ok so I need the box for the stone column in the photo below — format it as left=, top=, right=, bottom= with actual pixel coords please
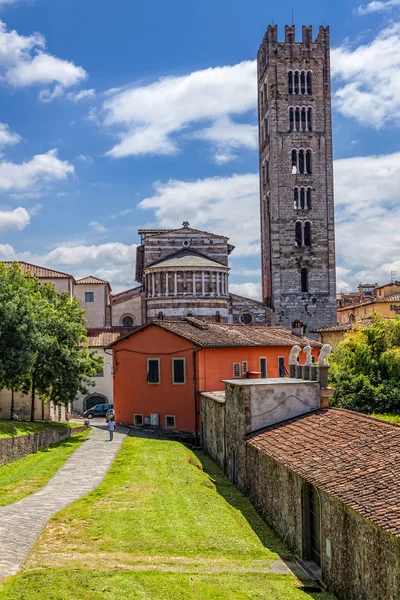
left=216, top=272, right=220, bottom=296
left=202, top=271, right=205, bottom=296
left=166, top=272, right=169, bottom=296
left=151, top=273, right=155, bottom=297
left=174, top=272, right=178, bottom=296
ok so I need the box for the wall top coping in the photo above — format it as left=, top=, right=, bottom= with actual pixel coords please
left=222, top=378, right=319, bottom=387
left=200, top=391, right=226, bottom=404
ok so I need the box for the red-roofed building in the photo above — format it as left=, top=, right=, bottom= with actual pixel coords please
left=107, top=318, right=320, bottom=436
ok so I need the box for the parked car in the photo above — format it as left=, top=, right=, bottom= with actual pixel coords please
left=105, top=408, right=115, bottom=422
left=83, top=403, right=113, bottom=419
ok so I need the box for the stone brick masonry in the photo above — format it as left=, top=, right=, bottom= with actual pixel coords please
left=258, top=25, right=337, bottom=337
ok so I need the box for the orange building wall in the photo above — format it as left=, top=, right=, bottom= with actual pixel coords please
left=113, top=326, right=196, bottom=432
left=112, top=324, right=320, bottom=433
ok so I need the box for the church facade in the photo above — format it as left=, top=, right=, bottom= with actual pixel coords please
left=114, top=222, right=271, bottom=327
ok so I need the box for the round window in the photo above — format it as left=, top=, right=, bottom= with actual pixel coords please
left=182, top=240, right=190, bottom=247
left=122, top=315, right=134, bottom=327
left=186, top=311, right=194, bottom=317
left=240, top=313, right=253, bottom=325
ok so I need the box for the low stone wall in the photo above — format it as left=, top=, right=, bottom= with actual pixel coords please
left=0, top=425, right=87, bottom=467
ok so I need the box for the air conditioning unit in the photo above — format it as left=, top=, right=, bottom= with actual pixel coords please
left=144, top=416, right=151, bottom=425
left=150, top=413, right=159, bottom=427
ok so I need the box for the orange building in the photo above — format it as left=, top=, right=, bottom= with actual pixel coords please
left=108, top=318, right=321, bottom=440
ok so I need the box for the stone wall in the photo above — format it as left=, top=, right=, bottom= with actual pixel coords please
left=0, top=389, right=69, bottom=422
left=0, top=425, right=87, bottom=466
left=229, top=294, right=272, bottom=325
left=238, top=445, right=400, bottom=600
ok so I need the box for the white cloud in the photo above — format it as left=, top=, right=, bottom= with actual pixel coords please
left=139, top=173, right=260, bottom=256
left=195, top=116, right=258, bottom=164
left=0, top=21, right=87, bottom=100
left=331, top=25, right=400, bottom=127
left=0, top=149, right=74, bottom=192
left=102, top=61, right=257, bottom=158
left=357, top=0, right=400, bottom=14
left=0, top=122, right=21, bottom=148
left=0, top=207, right=30, bottom=232
left=67, top=88, right=95, bottom=102
left=45, top=242, right=137, bottom=267
left=229, top=282, right=261, bottom=300
left=89, top=220, right=107, bottom=233
left=76, top=153, right=94, bottom=164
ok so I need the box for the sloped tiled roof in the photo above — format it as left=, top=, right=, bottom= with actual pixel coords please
left=76, top=276, right=111, bottom=288
left=111, top=286, right=143, bottom=304
left=376, top=293, right=400, bottom=303
left=1, top=261, right=73, bottom=280
left=109, top=318, right=321, bottom=348
left=139, top=225, right=228, bottom=241
left=146, top=248, right=228, bottom=271
left=248, top=408, right=400, bottom=537
left=86, top=327, right=138, bottom=347
left=314, top=318, right=373, bottom=333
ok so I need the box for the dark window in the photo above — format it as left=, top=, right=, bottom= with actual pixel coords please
left=304, top=222, right=311, bottom=247
left=289, top=107, right=294, bottom=130
left=294, top=187, right=299, bottom=209
left=307, top=187, right=312, bottom=209
left=299, top=149, right=305, bottom=174
left=292, top=149, right=298, bottom=174
left=240, top=313, right=254, bottom=325
left=300, top=71, right=306, bottom=94
left=308, top=107, right=312, bottom=131
left=301, top=268, right=309, bottom=293
left=172, top=358, right=185, bottom=384
left=157, top=311, right=164, bottom=320
left=306, top=149, right=312, bottom=174
left=242, top=361, right=248, bottom=375
left=122, top=315, right=134, bottom=327
left=278, top=357, right=286, bottom=377
left=147, top=359, right=160, bottom=383
left=85, top=292, right=94, bottom=303
left=166, top=415, right=175, bottom=428
left=134, top=414, right=143, bottom=426
left=295, top=222, right=302, bottom=246
left=215, top=311, right=221, bottom=323
left=307, top=71, right=312, bottom=94
left=288, top=71, right=293, bottom=94
left=294, top=71, right=300, bottom=94
left=233, top=363, right=241, bottom=378
left=260, top=358, right=267, bottom=378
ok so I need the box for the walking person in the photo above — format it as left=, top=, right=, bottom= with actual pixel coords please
left=108, top=417, right=116, bottom=441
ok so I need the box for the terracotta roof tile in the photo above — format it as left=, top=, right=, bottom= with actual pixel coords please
left=314, top=318, right=373, bottom=333
left=1, top=261, right=73, bottom=279
left=76, top=276, right=110, bottom=286
left=86, top=327, right=139, bottom=347
left=248, top=409, right=400, bottom=537
left=110, top=318, right=321, bottom=348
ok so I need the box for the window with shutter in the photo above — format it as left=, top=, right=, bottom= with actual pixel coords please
left=172, top=358, right=185, bottom=384
left=147, top=359, right=160, bottom=383
left=233, top=363, right=241, bottom=378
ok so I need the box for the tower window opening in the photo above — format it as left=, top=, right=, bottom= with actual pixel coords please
left=295, top=221, right=312, bottom=246
left=301, top=268, right=309, bottom=293
left=307, top=71, right=312, bottom=95
left=292, top=149, right=312, bottom=175
left=294, top=187, right=312, bottom=210
left=301, top=71, right=306, bottom=94
left=294, top=71, right=300, bottom=94
left=288, top=71, right=293, bottom=94
left=295, top=221, right=303, bottom=246
left=304, top=221, right=312, bottom=247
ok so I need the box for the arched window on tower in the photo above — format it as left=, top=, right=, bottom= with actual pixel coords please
left=292, top=149, right=298, bottom=174
left=301, top=268, right=309, bottom=293
left=288, top=71, right=293, bottom=94
left=289, top=107, right=294, bottom=131
left=300, top=71, right=306, bottom=95
left=307, top=107, right=312, bottom=131
left=304, top=221, right=312, bottom=247
left=294, top=187, right=312, bottom=210
left=306, top=187, right=312, bottom=209
left=294, top=71, right=300, bottom=94
left=295, top=221, right=302, bottom=246
left=306, top=149, right=312, bottom=174
left=307, top=71, right=312, bottom=95
left=292, top=149, right=312, bottom=175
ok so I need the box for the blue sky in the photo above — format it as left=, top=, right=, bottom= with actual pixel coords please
left=1, top=0, right=400, bottom=295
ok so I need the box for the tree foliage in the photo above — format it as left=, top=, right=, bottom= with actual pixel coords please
left=330, top=316, right=400, bottom=414
left=0, top=263, right=103, bottom=418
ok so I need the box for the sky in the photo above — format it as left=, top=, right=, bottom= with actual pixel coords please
left=0, top=0, right=399, bottom=296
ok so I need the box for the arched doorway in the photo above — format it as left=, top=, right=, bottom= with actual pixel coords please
left=84, top=394, right=108, bottom=412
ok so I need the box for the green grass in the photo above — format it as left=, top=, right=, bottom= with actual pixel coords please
left=0, top=570, right=333, bottom=600
left=0, top=419, right=82, bottom=438
left=372, top=413, right=400, bottom=424
left=0, top=429, right=90, bottom=506
left=0, top=436, right=336, bottom=599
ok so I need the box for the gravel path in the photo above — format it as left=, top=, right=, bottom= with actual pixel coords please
left=0, top=423, right=127, bottom=578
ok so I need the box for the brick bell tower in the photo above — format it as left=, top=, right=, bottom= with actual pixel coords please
left=258, top=25, right=337, bottom=337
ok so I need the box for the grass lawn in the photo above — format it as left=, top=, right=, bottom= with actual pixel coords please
left=0, top=429, right=90, bottom=507
left=372, top=413, right=400, bottom=424
left=0, top=419, right=82, bottom=438
left=0, top=436, right=335, bottom=599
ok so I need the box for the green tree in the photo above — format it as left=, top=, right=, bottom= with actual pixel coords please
left=0, top=263, right=40, bottom=418
left=23, top=283, right=103, bottom=420
left=330, top=316, right=400, bottom=414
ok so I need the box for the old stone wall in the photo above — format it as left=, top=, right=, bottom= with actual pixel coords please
left=200, top=393, right=226, bottom=468
left=0, top=425, right=87, bottom=466
left=229, top=294, right=272, bottom=325
left=0, top=389, right=69, bottom=422
left=258, top=25, right=336, bottom=335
